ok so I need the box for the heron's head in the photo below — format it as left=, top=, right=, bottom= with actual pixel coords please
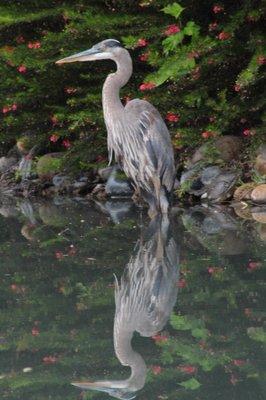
left=56, top=39, right=126, bottom=65
left=71, top=380, right=137, bottom=400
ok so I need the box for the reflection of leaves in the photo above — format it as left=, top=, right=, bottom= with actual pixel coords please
left=162, top=3, right=185, bottom=19
left=247, top=327, right=266, bottom=343
left=170, top=314, right=209, bottom=339
left=191, top=327, right=209, bottom=340
left=179, top=377, right=201, bottom=390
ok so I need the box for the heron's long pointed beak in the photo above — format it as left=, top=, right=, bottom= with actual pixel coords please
left=56, top=48, right=98, bottom=64
left=56, top=48, right=111, bottom=64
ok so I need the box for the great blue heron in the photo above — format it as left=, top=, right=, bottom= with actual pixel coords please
left=72, top=217, right=180, bottom=399
left=56, top=39, right=176, bottom=218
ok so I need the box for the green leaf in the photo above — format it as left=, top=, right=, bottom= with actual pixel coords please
left=183, top=21, right=200, bottom=37
left=179, top=378, right=201, bottom=390
left=162, top=3, right=185, bottom=19
left=163, top=32, right=184, bottom=52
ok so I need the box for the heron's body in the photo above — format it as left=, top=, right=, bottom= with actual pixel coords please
left=56, top=39, right=175, bottom=217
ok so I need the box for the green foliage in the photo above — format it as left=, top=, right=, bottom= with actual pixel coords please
left=0, top=0, right=264, bottom=170
left=162, top=3, right=185, bottom=19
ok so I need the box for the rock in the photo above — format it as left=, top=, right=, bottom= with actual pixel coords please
left=255, top=144, right=266, bottom=177
left=233, top=183, right=257, bottom=201
left=90, top=183, right=107, bottom=200
left=256, top=224, right=266, bottom=241
left=251, top=206, right=266, bottom=223
left=190, top=135, right=242, bottom=165
left=36, top=153, right=63, bottom=179
left=201, top=166, right=221, bottom=185
left=204, top=171, right=238, bottom=202
left=0, top=156, right=17, bottom=173
left=251, top=184, right=266, bottom=204
left=232, top=202, right=253, bottom=220
left=52, top=175, right=70, bottom=187
left=72, top=180, right=87, bottom=190
left=105, top=168, right=133, bottom=197
left=98, top=166, right=114, bottom=181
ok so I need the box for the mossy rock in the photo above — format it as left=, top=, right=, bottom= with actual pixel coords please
left=233, top=183, right=257, bottom=201
left=36, top=153, right=64, bottom=179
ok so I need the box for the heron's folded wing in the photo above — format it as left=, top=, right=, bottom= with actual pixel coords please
left=126, top=100, right=175, bottom=193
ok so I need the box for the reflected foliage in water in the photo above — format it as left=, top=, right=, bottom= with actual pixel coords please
left=0, top=198, right=265, bottom=400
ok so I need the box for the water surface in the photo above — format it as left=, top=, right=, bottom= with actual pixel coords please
left=0, top=198, right=265, bottom=400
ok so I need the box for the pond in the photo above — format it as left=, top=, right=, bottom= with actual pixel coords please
left=0, top=197, right=265, bottom=400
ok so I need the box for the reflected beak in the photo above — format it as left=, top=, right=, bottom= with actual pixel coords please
left=71, top=381, right=137, bottom=399
left=56, top=47, right=111, bottom=64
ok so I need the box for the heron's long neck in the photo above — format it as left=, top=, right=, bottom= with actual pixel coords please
left=102, top=52, right=133, bottom=119
left=114, top=325, right=147, bottom=389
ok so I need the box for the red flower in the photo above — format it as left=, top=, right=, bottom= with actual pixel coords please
left=28, top=41, right=41, bottom=49
left=208, top=267, right=215, bottom=274
left=257, top=55, right=266, bottom=65
left=209, top=22, right=218, bottom=31
left=50, top=134, right=59, bottom=143
left=179, top=365, right=197, bottom=374
left=243, top=129, right=255, bottom=137
left=152, top=334, right=168, bottom=343
left=213, top=5, right=224, bottom=13
left=62, top=139, right=71, bottom=149
left=43, top=355, right=58, bottom=364
left=51, top=115, right=58, bottom=125
left=151, top=365, right=162, bottom=375
left=2, top=106, right=11, bottom=114
left=55, top=251, right=64, bottom=260
left=166, top=112, right=180, bottom=122
left=139, top=82, right=156, bottom=91
left=177, top=278, right=187, bottom=288
left=248, top=261, right=262, bottom=271
left=11, top=104, right=17, bottom=111
left=232, top=359, right=246, bottom=367
left=17, top=65, right=27, bottom=73
left=64, top=87, right=77, bottom=94
left=218, top=31, right=231, bottom=40
left=16, top=35, right=25, bottom=44
left=31, top=326, right=40, bottom=336
left=137, top=38, right=148, bottom=47
left=202, top=131, right=215, bottom=139
left=234, top=84, right=241, bottom=92
left=139, top=52, right=149, bottom=62
left=164, top=24, right=180, bottom=36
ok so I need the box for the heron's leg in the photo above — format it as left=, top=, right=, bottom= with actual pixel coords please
left=140, top=189, right=158, bottom=219
left=159, top=188, right=170, bottom=215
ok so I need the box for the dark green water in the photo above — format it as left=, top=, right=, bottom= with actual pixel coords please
left=0, top=198, right=265, bottom=400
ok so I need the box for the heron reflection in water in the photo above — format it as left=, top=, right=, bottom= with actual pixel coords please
left=56, top=39, right=175, bottom=218
left=72, top=217, right=180, bottom=399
